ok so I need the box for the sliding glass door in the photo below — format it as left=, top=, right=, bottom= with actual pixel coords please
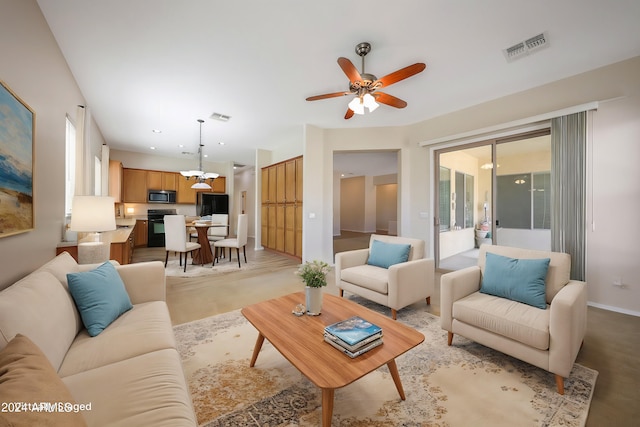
left=436, top=144, right=491, bottom=270
left=494, top=133, right=551, bottom=249
left=434, top=129, right=551, bottom=270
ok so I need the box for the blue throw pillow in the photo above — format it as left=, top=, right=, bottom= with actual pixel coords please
left=67, top=262, right=133, bottom=337
left=480, top=252, right=550, bottom=309
left=367, top=240, right=411, bottom=269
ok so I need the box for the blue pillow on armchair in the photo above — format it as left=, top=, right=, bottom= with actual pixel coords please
left=480, top=252, right=550, bottom=309
left=367, top=240, right=412, bottom=269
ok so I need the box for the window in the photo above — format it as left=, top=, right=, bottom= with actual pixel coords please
left=438, top=166, right=450, bottom=231
left=465, top=174, right=474, bottom=228
left=65, top=116, right=76, bottom=215
left=497, top=172, right=550, bottom=229
left=454, top=171, right=475, bottom=229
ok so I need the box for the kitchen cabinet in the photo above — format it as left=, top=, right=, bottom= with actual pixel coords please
left=108, top=160, right=123, bottom=202
left=111, top=230, right=135, bottom=265
left=147, top=171, right=177, bottom=191
left=134, top=219, right=148, bottom=247
left=176, top=175, right=198, bottom=204
left=261, top=169, right=269, bottom=204
left=122, top=168, right=147, bottom=203
left=123, top=167, right=224, bottom=204
left=163, top=172, right=177, bottom=191
left=261, top=155, right=302, bottom=258
left=56, top=227, right=135, bottom=265
left=147, top=171, right=162, bottom=190
left=211, top=176, right=226, bottom=193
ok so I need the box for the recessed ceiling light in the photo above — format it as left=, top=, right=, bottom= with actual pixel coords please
left=152, top=129, right=162, bottom=133
left=178, top=144, right=184, bottom=148
left=203, top=154, right=208, bottom=158
left=150, top=146, right=156, bottom=150
left=218, top=142, right=225, bottom=146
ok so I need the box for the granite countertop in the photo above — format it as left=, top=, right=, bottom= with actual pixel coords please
left=58, top=226, right=134, bottom=247
left=115, top=218, right=137, bottom=227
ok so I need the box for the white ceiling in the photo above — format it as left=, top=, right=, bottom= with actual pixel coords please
left=36, top=0, right=640, bottom=174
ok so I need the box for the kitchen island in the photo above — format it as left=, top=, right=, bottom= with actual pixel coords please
left=56, top=225, right=135, bottom=265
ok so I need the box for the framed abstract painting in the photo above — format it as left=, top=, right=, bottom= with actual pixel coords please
left=0, top=80, right=35, bottom=237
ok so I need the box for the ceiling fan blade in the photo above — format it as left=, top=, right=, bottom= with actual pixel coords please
left=374, top=92, right=408, bottom=109
left=338, top=57, right=363, bottom=84
left=344, top=108, right=355, bottom=120
left=306, top=91, right=351, bottom=101
left=376, top=63, right=426, bottom=88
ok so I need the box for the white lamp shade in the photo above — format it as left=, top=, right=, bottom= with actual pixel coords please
left=70, top=196, right=116, bottom=232
left=348, top=97, right=365, bottom=115
left=191, top=181, right=212, bottom=189
left=180, top=170, right=204, bottom=178
left=363, top=93, right=379, bottom=112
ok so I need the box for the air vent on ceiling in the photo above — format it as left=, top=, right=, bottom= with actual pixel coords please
left=210, top=112, right=231, bottom=122
left=503, top=31, right=549, bottom=62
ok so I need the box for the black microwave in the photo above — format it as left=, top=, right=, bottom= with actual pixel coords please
left=148, top=190, right=176, bottom=204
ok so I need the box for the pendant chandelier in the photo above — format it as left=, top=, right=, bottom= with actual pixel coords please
left=180, top=119, right=219, bottom=189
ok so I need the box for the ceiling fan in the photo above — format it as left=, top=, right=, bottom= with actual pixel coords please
left=306, top=42, right=426, bottom=119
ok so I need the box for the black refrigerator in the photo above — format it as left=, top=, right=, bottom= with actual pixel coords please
left=196, top=193, right=229, bottom=216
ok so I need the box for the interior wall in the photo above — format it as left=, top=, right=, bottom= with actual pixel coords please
left=303, top=125, right=430, bottom=267
left=234, top=168, right=256, bottom=238
left=339, top=176, right=365, bottom=232
left=587, top=94, right=640, bottom=315
left=332, top=171, right=341, bottom=236
left=376, top=184, right=397, bottom=232
left=0, top=0, right=105, bottom=289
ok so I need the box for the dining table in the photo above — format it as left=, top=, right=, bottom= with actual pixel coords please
left=185, top=221, right=222, bottom=265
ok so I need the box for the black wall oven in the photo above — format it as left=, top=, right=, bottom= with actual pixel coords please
left=147, top=209, right=176, bottom=247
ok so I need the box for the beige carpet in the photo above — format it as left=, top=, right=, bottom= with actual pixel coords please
left=164, top=257, right=257, bottom=278
left=174, top=297, right=597, bottom=427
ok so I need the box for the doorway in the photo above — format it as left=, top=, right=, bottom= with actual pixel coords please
left=435, top=129, right=551, bottom=270
left=333, top=151, right=399, bottom=254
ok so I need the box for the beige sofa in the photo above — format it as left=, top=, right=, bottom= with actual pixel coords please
left=440, top=245, right=588, bottom=394
left=0, top=252, right=197, bottom=426
left=335, top=234, right=435, bottom=319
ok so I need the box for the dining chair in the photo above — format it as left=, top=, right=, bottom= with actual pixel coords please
left=164, top=214, right=201, bottom=272
left=207, top=214, right=229, bottom=243
left=186, top=216, right=201, bottom=242
left=213, top=214, right=248, bottom=268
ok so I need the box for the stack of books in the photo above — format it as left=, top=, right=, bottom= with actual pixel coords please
left=324, top=316, right=383, bottom=358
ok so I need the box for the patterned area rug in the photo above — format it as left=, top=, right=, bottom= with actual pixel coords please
left=174, top=297, right=597, bottom=427
left=164, top=257, right=257, bottom=278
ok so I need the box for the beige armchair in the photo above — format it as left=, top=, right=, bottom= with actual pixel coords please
left=335, top=234, right=435, bottom=320
left=440, top=245, right=588, bottom=394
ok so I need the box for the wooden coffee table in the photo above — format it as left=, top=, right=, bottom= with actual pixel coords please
left=241, top=292, right=425, bottom=427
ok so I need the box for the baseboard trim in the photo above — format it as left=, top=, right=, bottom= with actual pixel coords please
left=588, top=301, right=640, bottom=317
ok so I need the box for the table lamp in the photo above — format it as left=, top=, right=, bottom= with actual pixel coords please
left=70, top=196, right=116, bottom=264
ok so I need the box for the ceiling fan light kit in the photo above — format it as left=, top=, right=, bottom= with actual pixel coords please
left=180, top=119, right=219, bottom=189
left=348, top=93, right=379, bottom=115
left=306, top=42, right=426, bottom=119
